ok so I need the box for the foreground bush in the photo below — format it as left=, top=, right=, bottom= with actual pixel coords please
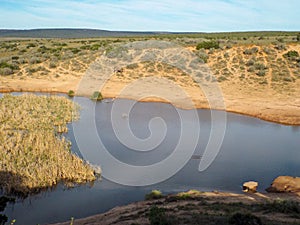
left=148, top=206, right=172, bottom=225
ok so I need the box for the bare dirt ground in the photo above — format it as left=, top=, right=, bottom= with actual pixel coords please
left=1, top=42, right=299, bottom=125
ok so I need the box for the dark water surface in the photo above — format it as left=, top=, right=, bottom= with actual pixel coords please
left=2, top=94, right=300, bottom=225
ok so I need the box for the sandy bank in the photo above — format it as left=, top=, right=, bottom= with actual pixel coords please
left=1, top=81, right=299, bottom=126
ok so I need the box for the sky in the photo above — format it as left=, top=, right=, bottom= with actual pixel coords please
left=0, top=0, right=299, bottom=32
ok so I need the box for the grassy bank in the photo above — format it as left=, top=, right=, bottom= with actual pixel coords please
left=0, top=94, right=96, bottom=196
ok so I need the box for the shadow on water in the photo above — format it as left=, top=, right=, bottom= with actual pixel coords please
left=0, top=171, right=30, bottom=198
left=0, top=195, right=15, bottom=225
left=0, top=172, right=18, bottom=225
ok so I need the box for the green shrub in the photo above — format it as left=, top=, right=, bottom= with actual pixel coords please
left=263, top=47, right=271, bottom=54
left=68, top=90, right=75, bottom=97
left=38, top=45, right=51, bottom=53
left=275, top=44, right=286, bottom=51
left=254, top=63, right=267, bottom=70
left=196, top=41, right=219, bottom=50
left=256, top=70, right=266, bottom=77
left=148, top=206, right=171, bottom=225
left=18, top=58, right=27, bottom=64
left=29, top=57, right=41, bottom=64
left=277, top=38, right=285, bottom=43
left=246, top=59, right=255, bottom=66
left=90, top=44, right=101, bottom=51
left=91, top=91, right=103, bottom=101
left=297, top=33, right=300, bottom=42
left=19, top=49, right=27, bottom=53
left=145, top=190, right=163, bottom=200
left=283, top=77, right=294, bottom=82
left=247, top=66, right=255, bottom=72
left=243, top=47, right=258, bottom=55
left=197, top=51, right=208, bottom=63
left=0, top=68, right=13, bottom=75
left=226, top=44, right=232, bottom=49
left=126, top=63, right=139, bottom=70
left=26, top=43, right=36, bottom=48
left=70, top=48, right=81, bottom=54
left=239, top=74, right=245, bottom=79
left=11, top=56, right=19, bottom=60
left=52, top=42, right=67, bottom=47
left=283, top=50, right=299, bottom=59
left=228, top=212, right=262, bottom=225
left=49, top=61, right=57, bottom=68
left=259, top=80, right=268, bottom=85
left=0, top=62, right=18, bottom=70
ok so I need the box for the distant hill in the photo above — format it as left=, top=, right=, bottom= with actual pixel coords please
left=0, top=28, right=162, bottom=38
left=0, top=29, right=298, bottom=39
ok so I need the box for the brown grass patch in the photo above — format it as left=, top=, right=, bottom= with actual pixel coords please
left=0, top=94, right=96, bottom=196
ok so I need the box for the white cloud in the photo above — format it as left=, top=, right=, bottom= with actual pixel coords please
left=0, top=0, right=299, bottom=31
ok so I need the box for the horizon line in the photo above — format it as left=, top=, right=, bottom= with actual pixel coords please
left=0, top=28, right=299, bottom=33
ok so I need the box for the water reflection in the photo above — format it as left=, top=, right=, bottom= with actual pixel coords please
left=2, top=95, right=300, bottom=225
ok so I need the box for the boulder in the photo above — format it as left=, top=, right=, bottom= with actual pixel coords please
left=266, top=176, right=300, bottom=193
left=243, top=181, right=258, bottom=193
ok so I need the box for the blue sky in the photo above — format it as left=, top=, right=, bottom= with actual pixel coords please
left=0, top=0, right=299, bottom=32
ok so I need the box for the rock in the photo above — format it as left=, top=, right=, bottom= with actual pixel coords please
left=243, top=181, right=258, bottom=193
left=92, top=165, right=102, bottom=178
left=87, top=162, right=102, bottom=178
left=266, top=176, right=300, bottom=193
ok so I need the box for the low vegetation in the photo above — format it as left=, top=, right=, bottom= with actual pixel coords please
left=68, top=90, right=75, bottom=97
left=91, top=91, right=103, bottom=101
left=148, top=206, right=172, bottom=225
left=0, top=38, right=117, bottom=79
left=144, top=191, right=300, bottom=225
left=145, top=190, right=164, bottom=200
left=283, top=50, right=299, bottom=59
left=196, top=40, right=219, bottom=50
left=0, top=94, right=96, bottom=196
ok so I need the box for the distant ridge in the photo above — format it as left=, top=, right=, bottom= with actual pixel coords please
left=0, top=29, right=298, bottom=39
left=0, top=28, right=163, bottom=38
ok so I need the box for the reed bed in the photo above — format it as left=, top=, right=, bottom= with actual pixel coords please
left=0, top=94, right=96, bottom=196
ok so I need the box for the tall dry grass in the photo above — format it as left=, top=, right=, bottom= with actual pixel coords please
left=0, top=94, right=96, bottom=196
